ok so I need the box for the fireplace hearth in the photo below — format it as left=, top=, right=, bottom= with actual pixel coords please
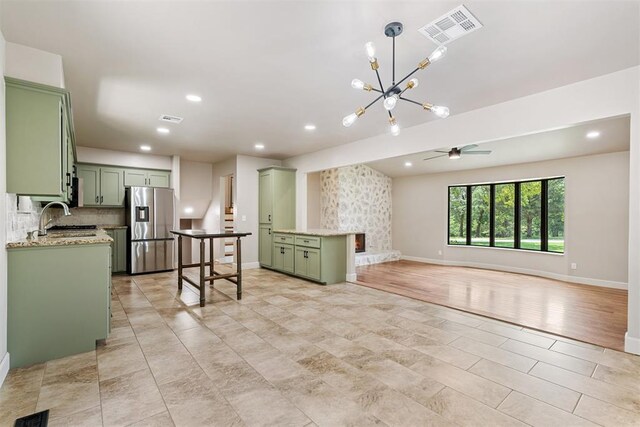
left=355, top=233, right=365, bottom=253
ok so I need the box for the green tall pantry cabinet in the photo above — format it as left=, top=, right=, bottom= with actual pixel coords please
left=258, top=167, right=296, bottom=267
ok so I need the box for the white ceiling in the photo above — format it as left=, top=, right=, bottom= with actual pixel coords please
left=1, top=1, right=638, bottom=162
left=366, top=115, right=631, bottom=177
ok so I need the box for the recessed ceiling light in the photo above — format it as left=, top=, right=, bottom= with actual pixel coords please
left=184, top=207, right=194, bottom=214
left=157, top=127, right=170, bottom=134
left=186, top=94, right=202, bottom=102
left=140, top=145, right=151, bottom=151
left=254, top=143, right=265, bottom=150
left=404, top=161, right=412, bottom=167
left=304, top=124, right=316, bottom=131
left=586, top=130, right=600, bottom=139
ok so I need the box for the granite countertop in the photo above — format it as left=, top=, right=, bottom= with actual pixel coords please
left=6, top=229, right=113, bottom=249
left=273, top=229, right=359, bottom=237
left=99, top=225, right=128, bottom=230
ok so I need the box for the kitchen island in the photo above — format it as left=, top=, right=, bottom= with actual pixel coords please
left=7, top=229, right=112, bottom=368
left=270, top=229, right=357, bottom=285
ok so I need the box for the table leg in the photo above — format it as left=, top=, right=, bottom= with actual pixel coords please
left=236, top=236, right=242, bottom=300
left=178, top=235, right=183, bottom=291
left=199, top=238, right=205, bottom=307
left=209, top=237, right=214, bottom=285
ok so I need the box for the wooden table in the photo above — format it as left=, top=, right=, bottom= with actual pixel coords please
left=171, top=230, right=252, bottom=307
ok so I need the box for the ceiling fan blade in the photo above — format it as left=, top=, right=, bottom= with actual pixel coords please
left=463, top=150, right=492, bottom=155
left=434, top=150, right=449, bottom=153
left=460, top=144, right=478, bottom=151
left=423, top=154, right=448, bottom=161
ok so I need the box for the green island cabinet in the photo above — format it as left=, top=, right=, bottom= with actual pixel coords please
left=8, top=243, right=111, bottom=368
left=105, top=228, right=127, bottom=273
left=258, top=167, right=296, bottom=267
left=124, top=168, right=171, bottom=187
left=273, top=233, right=347, bottom=285
left=5, top=77, right=76, bottom=201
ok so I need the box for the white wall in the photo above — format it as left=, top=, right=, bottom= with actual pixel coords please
left=394, top=151, right=629, bottom=288
left=76, top=146, right=172, bottom=170
left=306, top=172, right=321, bottom=228
left=235, top=155, right=281, bottom=267
left=0, top=27, right=9, bottom=386
left=5, top=42, right=64, bottom=88
left=283, top=66, right=640, bottom=354
left=179, top=159, right=212, bottom=219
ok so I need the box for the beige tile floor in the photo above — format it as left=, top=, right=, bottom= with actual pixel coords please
left=1, top=265, right=640, bottom=426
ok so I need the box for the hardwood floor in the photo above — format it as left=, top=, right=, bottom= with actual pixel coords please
left=356, top=260, right=628, bottom=351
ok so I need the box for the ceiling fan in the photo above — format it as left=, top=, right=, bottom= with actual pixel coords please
left=423, top=144, right=492, bottom=161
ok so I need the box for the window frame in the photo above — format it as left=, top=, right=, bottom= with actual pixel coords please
left=447, top=176, right=565, bottom=254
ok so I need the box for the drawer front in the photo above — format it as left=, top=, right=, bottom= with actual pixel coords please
left=295, top=235, right=321, bottom=248
left=273, top=233, right=294, bottom=245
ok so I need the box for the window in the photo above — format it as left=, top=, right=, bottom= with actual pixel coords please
left=447, top=177, right=564, bottom=253
left=448, top=186, right=467, bottom=245
left=547, top=178, right=565, bottom=253
left=494, top=183, right=515, bottom=248
left=471, top=185, right=490, bottom=246
left=520, top=181, right=542, bottom=250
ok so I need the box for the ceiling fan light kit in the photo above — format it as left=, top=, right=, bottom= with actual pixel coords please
left=343, top=21, right=451, bottom=135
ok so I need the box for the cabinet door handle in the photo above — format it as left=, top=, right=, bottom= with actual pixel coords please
left=268, top=228, right=271, bottom=235
left=268, top=214, right=271, bottom=221
left=66, top=173, right=71, bottom=187
left=100, top=195, right=104, bottom=203
left=95, top=196, right=99, bottom=203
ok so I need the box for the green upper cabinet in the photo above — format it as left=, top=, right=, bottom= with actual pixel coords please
left=258, top=167, right=296, bottom=268
left=124, top=169, right=147, bottom=187
left=77, top=165, right=100, bottom=206
left=101, top=168, right=125, bottom=206
left=259, top=170, right=273, bottom=223
left=6, top=77, right=76, bottom=199
left=124, top=169, right=170, bottom=187
left=148, top=171, right=170, bottom=188
left=77, top=164, right=125, bottom=207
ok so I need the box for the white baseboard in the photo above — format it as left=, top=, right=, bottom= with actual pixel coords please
left=346, top=273, right=357, bottom=282
left=240, top=261, right=260, bottom=270
left=625, top=332, right=640, bottom=355
left=0, top=352, right=9, bottom=389
left=401, top=255, right=628, bottom=290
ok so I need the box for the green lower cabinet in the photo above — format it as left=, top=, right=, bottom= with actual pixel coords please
left=8, top=243, right=111, bottom=368
left=294, top=247, right=321, bottom=281
left=259, top=225, right=273, bottom=267
left=273, top=243, right=294, bottom=273
left=106, top=228, right=127, bottom=273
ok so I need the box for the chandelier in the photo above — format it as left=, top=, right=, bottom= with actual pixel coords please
left=342, top=22, right=450, bottom=136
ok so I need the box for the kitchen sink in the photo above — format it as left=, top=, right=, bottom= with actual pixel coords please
left=48, top=231, right=98, bottom=238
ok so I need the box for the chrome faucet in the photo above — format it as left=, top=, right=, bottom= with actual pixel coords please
left=38, top=202, right=72, bottom=236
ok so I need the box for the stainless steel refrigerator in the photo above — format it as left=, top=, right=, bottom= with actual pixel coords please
left=126, top=187, right=175, bottom=274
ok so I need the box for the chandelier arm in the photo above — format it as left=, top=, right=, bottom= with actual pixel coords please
left=374, top=68, right=386, bottom=97
left=364, top=93, right=386, bottom=110
left=386, top=67, right=420, bottom=95
left=388, top=111, right=393, bottom=119
left=399, top=96, right=424, bottom=107
left=370, top=88, right=384, bottom=94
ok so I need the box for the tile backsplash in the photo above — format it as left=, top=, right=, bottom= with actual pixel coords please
left=5, top=194, right=126, bottom=242
left=52, top=207, right=125, bottom=227
left=6, top=194, right=41, bottom=242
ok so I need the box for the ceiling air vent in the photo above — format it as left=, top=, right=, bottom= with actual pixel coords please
left=418, top=5, right=482, bottom=45
left=159, top=114, right=183, bottom=124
